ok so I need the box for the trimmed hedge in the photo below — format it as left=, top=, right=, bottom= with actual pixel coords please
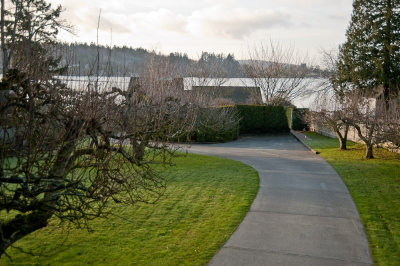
left=236, top=105, right=289, bottom=134
left=292, top=108, right=309, bottom=131
left=177, top=105, right=290, bottom=143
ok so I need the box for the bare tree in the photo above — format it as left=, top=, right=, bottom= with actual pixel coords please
left=185, top=52, right=228, bottom=95
left=309, top=49, right=351, bottom=150
left=342, top=90, right=382, bottom=159
left=0, top=44, right=198, bottom=257
left=243, top=40, right=311, bottom=105
left=309, top=93, right=350, bottom=150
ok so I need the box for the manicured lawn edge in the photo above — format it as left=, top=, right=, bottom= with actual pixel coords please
left=302, top=132, right=400, bottom=265
left=290, top=130, right=319, bottom=154
left=1, top=153, right=259, bottom=265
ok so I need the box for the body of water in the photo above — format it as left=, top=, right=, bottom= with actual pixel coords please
left=53, top=76, right=328, bottom=109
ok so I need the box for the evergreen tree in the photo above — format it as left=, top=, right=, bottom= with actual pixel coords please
left=337, top=0, right=400, bottom=101
left=1, top=0, right=72, bottom=74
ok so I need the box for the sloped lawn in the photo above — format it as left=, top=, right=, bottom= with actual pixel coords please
left=1, top=153, right=259, bottom=265
left=303, top=132, right=400, bottom=265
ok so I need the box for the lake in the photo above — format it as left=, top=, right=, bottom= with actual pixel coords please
left=55, top=76, right=327, bottom=109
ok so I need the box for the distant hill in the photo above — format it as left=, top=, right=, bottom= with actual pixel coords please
left=0, top=42, right=329, bottom=78
left=238, top=59, right=328, bottom=78
left=56, top=43, right=245, bottom=78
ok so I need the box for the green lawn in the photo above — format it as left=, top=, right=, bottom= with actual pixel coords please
left=303, top=132, right=400, bottom=265
left=1, top=153, right=259, bottom=265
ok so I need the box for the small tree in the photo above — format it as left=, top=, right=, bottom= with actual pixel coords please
left=342, top=91, right=382, bottom=159
left=308, top=109, right=350, bottom=150
left=305, top=49, right=355, bottom=150
left=310, top=50, right=350, bottom=150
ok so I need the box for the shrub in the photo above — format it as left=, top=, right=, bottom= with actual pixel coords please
left=177, top=105, right=290, bottom=143
left=192, top=106, right=240, bottom=143
left=236, top=105, right=289, bottom=134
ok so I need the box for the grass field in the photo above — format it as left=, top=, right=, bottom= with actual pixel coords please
left=1, top=153, right=259, bottom=265
left=303, top=132, right=400, bottom=265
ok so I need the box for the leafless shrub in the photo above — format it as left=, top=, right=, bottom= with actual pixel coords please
left=193, top=106, right=240, bottom=142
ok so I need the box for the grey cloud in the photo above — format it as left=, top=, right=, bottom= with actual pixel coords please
left=54, top=0, right=132, bottom=34
left=129, top=8, right=188, bottom=34
left=187, top=7, right=291, bottom=39
left=99, top=16, right=132, bottom=34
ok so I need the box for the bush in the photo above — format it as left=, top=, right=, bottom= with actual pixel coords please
left=192, top=106, right=240, bottom=143
left=177, top=105, right=290, bottom=143
left=236, top=105, right=289, bottom=134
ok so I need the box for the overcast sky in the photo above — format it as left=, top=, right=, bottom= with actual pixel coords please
left=50, top=0, right=354, bottom=64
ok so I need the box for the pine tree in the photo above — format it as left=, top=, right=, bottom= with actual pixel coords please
left=1, top=0, right=73, bottom=74
left=337, top=0, right=400, bottom=101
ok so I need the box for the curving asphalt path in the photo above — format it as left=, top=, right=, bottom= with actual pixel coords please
left=184, top=134, right=372, bottom=266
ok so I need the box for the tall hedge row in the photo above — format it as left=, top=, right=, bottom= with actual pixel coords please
left=236, top=105, right=289, bottom=134
left=178, top=105, right=290, bottom=143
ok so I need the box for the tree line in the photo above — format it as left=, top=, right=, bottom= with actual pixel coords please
left=31, top=42, right=247, bottom=78
left=0, top=41, right=323, bottom=79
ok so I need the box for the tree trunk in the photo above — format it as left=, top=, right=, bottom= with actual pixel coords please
left=335, top=124, right=349, bottom=150
left=0, top=210, right=53, bottom=257
left=336, top=132, right=346, bottom=150
left=365, top=144, right=374, bottom=159
left=350, top=121, right=375, bottom=159
left=341, top=124, right=350, bottom=150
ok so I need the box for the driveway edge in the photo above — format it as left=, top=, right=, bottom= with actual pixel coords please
left=290, top=130, right=319, bottom=154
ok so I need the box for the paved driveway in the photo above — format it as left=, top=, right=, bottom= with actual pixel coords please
left=184, top=135, right=372, bottom=266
